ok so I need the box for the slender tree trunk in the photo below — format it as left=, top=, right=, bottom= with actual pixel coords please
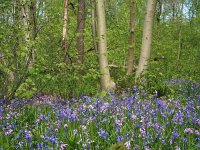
left=91, top=0, right=98, bottom=52
left=21, top=1, right=31, bottom=65
left=77, top=0, right=86, bottom=64
left=172, top=1, right=176, bottom=21
left=156, top=0, right=162, bottom=25
left=30, top=0, right=37, bottom=40
left=20, top=0, right=37, bottom=67
left=13, top=0, right=20, bottom=71
left=155, top=0, right=162, bottom=49
left=29, top=0, right=37, bottom=66
left=127, top=0, right=135, bottom=75
left=21, top=3, right=30, bottom=42
left=62, top=0, right=69, bottom=61
left=176, top=1, right=184, bottom=70
left=96, top=0, right=116, bottom=91
left=136, top=0, right=156, bottom=78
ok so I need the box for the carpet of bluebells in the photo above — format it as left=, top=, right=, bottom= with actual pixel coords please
left=0, top=79, right=199, bottom=150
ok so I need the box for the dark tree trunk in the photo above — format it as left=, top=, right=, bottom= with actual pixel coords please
left=77, top=0, right=86, bottom=64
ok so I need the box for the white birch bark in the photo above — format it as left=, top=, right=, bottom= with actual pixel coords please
left=136, top=0, right=156, bottom=78
left=96, top=0, right=115, bottom=91
left=62, top=0, right=69, bottom=53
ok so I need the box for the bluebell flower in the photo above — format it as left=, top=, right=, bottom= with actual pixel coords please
left=25, top=132, right=32, bottom=141
left=115, top=119, right=123, bottom=127
left=102, top=118, right=107, bottom=123
left=133, top=86, right=137, bottom=93
left=181, top=137, right=188, bottom=143
left=0, top=107, right=3, bottom=113
left=124, top=140, right=131, bottom=149
left=74, top=129, right=78, bottom=135
left=37, top=142, right=44, bottom=149
left=173, top=110, right=184, bottom=124
left=98, top=128, right=109, bottom=140
left=116, top=127, right=120, bottom=133
left=117, top=136, right=123, bottom=143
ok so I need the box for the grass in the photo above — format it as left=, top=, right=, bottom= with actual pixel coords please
left=0, top=78, right=199, bottom=149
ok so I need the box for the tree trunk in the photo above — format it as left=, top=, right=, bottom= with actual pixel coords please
left=62, top=0, right=69, bottom=61
left=96, top=0, right=116, bottom=91
left=176, top=1, right=184, bottom=71
left=136, top=0, right=156, bottom=78
left=30, top=0, right=37, bottom=40
left=77, top=0, right=86, bottom=64
left=127, top=0, right=135, bottom=75
left=91, top=0, right=98, bottom=52
left=21, top=0, right=37, bottom=67
left=156, top=0, right=162, bottom=25
left=13, top=0, right=21, bottom=71
left=172, top=1, right=176, bottom=21
left=21, top=1, right=32, bottom=66
left=29, top=0, right=37, bottom=66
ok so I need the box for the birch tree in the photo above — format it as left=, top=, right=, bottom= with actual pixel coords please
left=20, top=0, right=37, bottom=67
left=136, top=0, right=156, bottom=78
left=21, top=1, right=31, bottom=64
left=62, top=0, right=69, bottom=60
left=96, top=0, right=116, bottom=91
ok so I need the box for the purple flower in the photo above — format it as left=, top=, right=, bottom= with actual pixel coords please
left=37, top=143, right=43, bottom=149
left=60, top=144, right=68, bottom=150
left=196, top=119, right=200, bottom=126
left=25, top=132, right=32, bottom=141
left=131, top=114, right=137, bottom=120
left=172, top=111, right=184, bottom=124
left=139, top=127, right=146, bottom=137
left=117, top=136, right=123, bottom=143
left=175, top=146, right=180, bottom=150
left=145, top=146, right=151, bottom=150
left=133, top=86, right=137, bottom=93
left=115, top=119, right=123, bottom=127
left=70, top=110, right=78, bottom=121
left=184, top=128, right=194, bottom=134
left=100, top=102, right=109, bottom=112
left=74, top=129, right=78, bottom=135
left=102, top=118, right=107, bottom=123
left=98, top=128, right=109, bottom=140
left=170, top=128, right=179, bottom=144
left=195, top=130, right=200, bottom=135
left=0, top=107, right=3, bottom=113
left=116, top=127, right=120, bottom=133
left=49, top=136, right=58, bottom=145
left=124, top=141, right=131, bottom=149
left=157, top=99, right=166, bottom=108
left=181, top=137, right=188, bottom=143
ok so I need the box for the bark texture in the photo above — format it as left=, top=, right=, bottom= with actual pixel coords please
left=91, top=0, right=98, bottom=52
left=77, top=0, right=86, bottom=64
left=62, top=0, right=69, bottom=56
left=127, top=0, right=135, bottom=75
left=21, top=1, right=31, bottom=65
left=136, top=0, right=156, bottom=78
left=96, top=0, right=115, bottom=91
left=21, top=0, right=37, bottom=67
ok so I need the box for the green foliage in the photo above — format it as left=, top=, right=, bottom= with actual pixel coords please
left=15, top=77, right=37, bottom=98
left=109, top=142, right=127, bottom=150
left=0, top=0, right=200, bottom=99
